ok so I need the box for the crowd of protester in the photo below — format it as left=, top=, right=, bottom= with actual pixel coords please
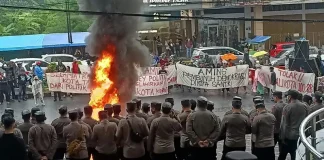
left=0, top=88, right=322, bottom=160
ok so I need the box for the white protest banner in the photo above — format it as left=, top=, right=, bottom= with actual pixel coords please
left=46, top=73, right=90, bottom=93
left=141, top=65, right=177, bottom=86
left=176, top=63, right=249, bottom=89
left=257, top=66, right=315, bottom=94
left=135, top=74, right=168, bottom=97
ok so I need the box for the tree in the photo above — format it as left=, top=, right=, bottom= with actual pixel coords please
left=0, top=0, right=92, bottom=36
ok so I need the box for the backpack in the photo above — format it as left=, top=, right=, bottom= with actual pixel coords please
left=67, top=126, right=84, bottom=156
left=126, top=118, right=144, bottom=143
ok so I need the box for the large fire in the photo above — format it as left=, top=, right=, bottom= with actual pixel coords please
left=89, top=45, right=119, bottom=110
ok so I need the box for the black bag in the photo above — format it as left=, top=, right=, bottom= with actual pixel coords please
left=126, top=118, right=144, bottom=143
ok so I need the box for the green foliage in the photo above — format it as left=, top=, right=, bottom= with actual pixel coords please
left=46, top=62, right=57, bottom=73
left=0, top=0, right=93, bottom=36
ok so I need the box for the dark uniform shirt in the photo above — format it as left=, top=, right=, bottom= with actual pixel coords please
left=28, top=123, right=57, bottom=160
left=0, top=133, right=27, bottom=160
left=108, top=116, right=120, bottom=125
left=280, top=100, right=308, bottom=140
left=82, top=117, right=98, bottom=149
left=116, top=114, right=149, bottom=159
left=148, top=115, right=182, bottom=153
left=220, top=112, right=251, bottom=148
left=51, top=116, right=71, bottom=148
left=17, top=122, right=34, bottom=145
left=186, top=109, right=220, bottom=147
left=79, top=120, right=94, bottom=149
left=252, top=111, right=276, bottom=148
left=271, top=101, right=286, bottom=134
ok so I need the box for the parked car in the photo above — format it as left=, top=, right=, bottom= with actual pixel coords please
left=270, top=46, right=319, bottom=67
left=42, top=54, right=89, bottom=73
left=191, top=46, right=255, bottom=66
left=10, top=58, right=49, bottom=74
left=269, top=42, right=295, bottom=57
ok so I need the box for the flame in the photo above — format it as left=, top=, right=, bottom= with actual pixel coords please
left=89, top=45, right=119, bottom=112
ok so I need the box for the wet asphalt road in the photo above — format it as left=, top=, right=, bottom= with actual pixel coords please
left=0, top=87, right=292, bottom=159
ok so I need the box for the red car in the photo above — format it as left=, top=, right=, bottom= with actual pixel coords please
left=269, top=42, right=295, bottom=57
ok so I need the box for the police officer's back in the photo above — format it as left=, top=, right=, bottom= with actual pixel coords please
left=186, top=96, right=220, bottom=160
left=147, top=102, right=162, bottom=128
left=148, top=102, right=182, bottom=160
left=219, top=99, right=251, bottom=160
left=271, top=91, right=286, bottom=145
left=116, top=102, right=149, bottom=159
left=28, top=111, right=57, bottom=160
left=104, top=104, right=120, bottom=125
left=133, top=99, right=149, bottom=120
left=51, top=105, right=71, bottom=160
left=278, top=90, right=308, bottom=160
left=17, top=110, right=34, bottom=145
left=252, top=103, right=276, bottom=160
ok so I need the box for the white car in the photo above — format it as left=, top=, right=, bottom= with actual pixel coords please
left=10, top=58, right=49, bottom=74
left=42, top=54, right=89, bottom=73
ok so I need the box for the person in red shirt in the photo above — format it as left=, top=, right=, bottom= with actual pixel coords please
left=72, top=59, right=81, bottom=74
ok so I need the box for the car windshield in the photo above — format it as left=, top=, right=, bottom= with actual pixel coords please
left=275, top=50, right=289, bottom=58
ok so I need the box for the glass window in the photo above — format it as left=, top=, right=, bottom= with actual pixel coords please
left=60, top=56, right=74, bottom=62
left=44, top=57, right=51, bottom=62
left=39, top=61, right=49, bottom=67
left=282, top=44, right=295, bottom=49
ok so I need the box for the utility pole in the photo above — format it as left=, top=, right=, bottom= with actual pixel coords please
left=65, top=0, right=72, bottom=54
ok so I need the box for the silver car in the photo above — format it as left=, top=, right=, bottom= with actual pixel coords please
left=191, top=46, right=255, bottom=65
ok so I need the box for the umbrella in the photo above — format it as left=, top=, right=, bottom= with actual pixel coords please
left=252, top=51, right=268, bottom=58
left=221, top=53, right=238, bottom=61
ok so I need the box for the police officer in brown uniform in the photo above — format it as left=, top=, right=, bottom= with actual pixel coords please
left=148, top=102, right=182, bottom=160
left=0, top=113, right=23, bottom=138
left=271, top=91, right=286, bottom=146
left=31, top=107, right=40, bottom=125
left=187, top=96, right=220, bottom=160
left=82, top=106, right=99, bottom=159
left=278, top=90, right=308, bottom=160
left=178, top=99, right=192, bottom=160
left=28, top=111, right=57, bottom=160
left=76, top=108, right=93, bottom=160
left=116, top=101, right=150, bottom=160
left=219, top=98, right=251, bottom=160
left=18, top=109, right=34, bottom=145
left=104, top=104, right=120, bottom=125
left=51, top=105, right=71, bottom=160
left=165, top=97, right=181, bottom=159
left=190, top=99, right=196, bottom=112
left=92, top=110, right=118, bottom=160
left=309, top=92, right=324, bottom=130
left=133, top=99, right=149, bottom=120
left=147, top=102, right=162, bottom=128
left=224, top=96, right=249, bottom=117
left=252, top=102, right=276, bottom=160
left=248, top=96, right=263, bottom=122
left=63, top=109, right=90, bottom=160
left=142, top=103, right=151, bottom=117
left=3, top=108, right=21, bottom=126
left=113, top=104, right=124, bottom=120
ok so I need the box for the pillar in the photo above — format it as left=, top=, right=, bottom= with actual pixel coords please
left=302, top=3, right=306, bottom=37
left=244, top=6, right=252, bottom=39
left=253, top=5, right=263, bottom=36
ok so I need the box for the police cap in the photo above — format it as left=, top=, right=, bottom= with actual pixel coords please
left=126, top=101, right=137, bottom=111
left=253, top=96, right=262, bottom=102
left=104, top=104, right=112, bottom=111
left=287, top=89, right=299, bottom=99
left=255, top=103, right=265, bottom=109
left=34, top=111, right=45, bottom=116
left=165, top=98, right=174, bottom=106
left=233, top=96, right=242, bottom=101
left=207, top=101, right=215, bottom=110
left=112, top=104, right=121, bottom=110
left=272, top=91, right=283, bottom=97
left=314, top=91, right=323, bottom=101
left=132, top=99, right=141, bottom=108
left=142, top=103, right=150, bottom=108
left=59, top=105, right=67, bottom=112
left=98, top=110, right=108, bottom=119
left=254, top=99, right=264, bottom=104
left=21, top=109, right=31, bottom=116
left=68, top=109, right=78, bottom=116
left=162, top=102, right=172, bottom=109
left=225, top=151, right=257, bottom=160
left=197, top=96, right=208, bottom=108
left=4, top=108, right=14, bottom=116
left=31, top=107, right=40, bottom=116
left=181, top=99, right=190, bottom=107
